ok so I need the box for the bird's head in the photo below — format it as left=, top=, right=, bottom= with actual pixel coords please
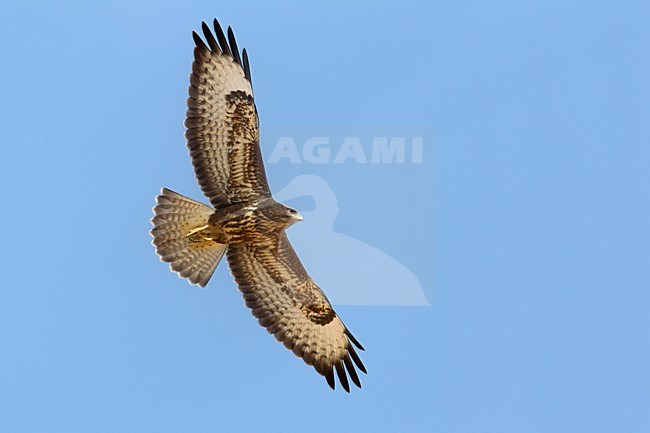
left=280, top=204, right=303, bottom=227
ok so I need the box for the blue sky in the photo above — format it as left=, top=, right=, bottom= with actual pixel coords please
left=1, top=1, right=649, bottom=432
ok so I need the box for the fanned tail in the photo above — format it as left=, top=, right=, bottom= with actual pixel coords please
left=150, top=188, right=226, bottom=287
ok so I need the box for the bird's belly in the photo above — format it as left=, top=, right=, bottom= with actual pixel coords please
left=210, top=213, right=275, bottom=244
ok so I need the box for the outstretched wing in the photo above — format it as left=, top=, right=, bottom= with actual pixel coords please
left=185, top=20, right=271, bottom=208
left=227, top=234, right=367, bottom=392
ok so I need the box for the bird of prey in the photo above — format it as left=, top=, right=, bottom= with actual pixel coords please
left=150, top=19, right=366, bottom=392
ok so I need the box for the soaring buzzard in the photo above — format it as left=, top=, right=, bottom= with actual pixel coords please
left=150, top=19, right=366, bottom=392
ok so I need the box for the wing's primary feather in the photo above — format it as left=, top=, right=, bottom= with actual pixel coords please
left=227, top=26, right=242, bottom=66
left=213, top=19, right=231, bottom=57
left=201, top=21, right=221, bottom=53
left=185, top=21, right=270, bottom=208
left=227, top=234, right=366, bottom=391
left=242, top=48, right=252, bottom=83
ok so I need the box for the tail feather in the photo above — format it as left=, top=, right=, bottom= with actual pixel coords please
left=150, top=188, right=226, bottom=287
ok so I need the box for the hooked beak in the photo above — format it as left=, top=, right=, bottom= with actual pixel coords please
left=296, top=212, right=304, bottom=221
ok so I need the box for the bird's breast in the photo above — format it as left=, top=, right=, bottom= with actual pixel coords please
left=211, top=205, right=282, bottom=244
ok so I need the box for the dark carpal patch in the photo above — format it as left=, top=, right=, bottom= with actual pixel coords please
left=301, top=303, right=336, bottom=325
left=224, top=91, right=268, bottom=204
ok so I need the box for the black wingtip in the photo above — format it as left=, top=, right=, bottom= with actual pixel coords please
left=203, top=19, right=252, bottom=85
left=348, top=344, right=367, bottom=374
left=335, top=361, right=350, bottom=393
left=227, top=26, right=242, bottom=66
left=192, top=31, right=207, bottom=50
left=325, top=366, right=336, bottom=390
left=201, top=21, right=220, bottom=53
left=344, top=354, right=362, bottom=389
left=213, top=18, right=231, bottom=56
left=242, top=48, right=252, bottom=82
left=345, top=329, right=365, bottom=351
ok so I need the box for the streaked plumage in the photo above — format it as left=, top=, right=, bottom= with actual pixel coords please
left=150, top=19, right=366, bottom=392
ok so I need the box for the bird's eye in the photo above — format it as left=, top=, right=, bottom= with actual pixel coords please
left=289, top=209, right=296, bottom=214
